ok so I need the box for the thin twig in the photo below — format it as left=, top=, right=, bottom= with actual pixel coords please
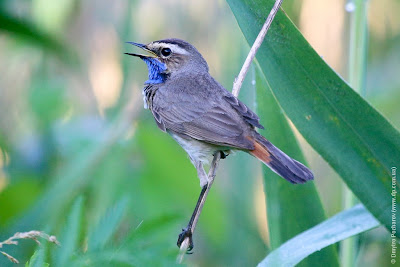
left=177, top=152, right=221, bottom=263
left=232, top=0, right=283, bottom=97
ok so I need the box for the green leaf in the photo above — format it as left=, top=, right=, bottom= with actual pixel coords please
left=88, top=197, right=128, bottom=251
left=0, top=10, right=75, bottom=62
left=227, top=0, right=400, bottom=234
left=25, top=247, right=49, bottom=267
left=0, top=180, right=42, bottom=227
left=255, top=68, right=338, bottom=266
left=54, top=197, right=84, bottom=266
left=258, top=204, right=379, bottom=266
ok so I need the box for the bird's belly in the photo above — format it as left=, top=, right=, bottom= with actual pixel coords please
left=169, top=132, right=221, bottom=165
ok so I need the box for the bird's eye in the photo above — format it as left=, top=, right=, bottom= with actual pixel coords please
left=161, top=47, right=172, bottom=57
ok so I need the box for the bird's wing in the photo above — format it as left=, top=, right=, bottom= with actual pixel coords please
left=151, top=75, right=261, bottom=150
left=223, top=94, right=264, bottom=129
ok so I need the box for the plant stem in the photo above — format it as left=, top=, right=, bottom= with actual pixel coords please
left=232, top=0, right=282, bottom=97
left=341, top=0, right=368, bottom=266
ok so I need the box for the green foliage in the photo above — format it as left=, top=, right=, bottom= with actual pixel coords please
left=28, top=78, right=69, bottom=129
left=53, top=197, right=84, bottom=266
left=87, top=198, right=128, bottom=251
left=255, top=68, right=339, bottom=266
left=0, top=180, right=42, bottom=227
left=0, top=0, right=398, bottom=266
left=20, top=197, right=179, bottom=267
left=227, top=0, right=400, bottom=235
left=259, top=204, right=379, bottom=266
left=0, top=9, right=75, bottom=63
left=25, top=248, right=49, bottom=267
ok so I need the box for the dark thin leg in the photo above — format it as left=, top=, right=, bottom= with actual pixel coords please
left=176, top=152, right=222, bottom=254
left=177, top=184, right=208, bottom=252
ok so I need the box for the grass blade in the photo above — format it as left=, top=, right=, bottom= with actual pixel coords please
left=255, top=68, right=338, bottom=266
left=88, top=197, right=128, bottom=251
left=258, top=204, right=379, bottom=267
left=226, top=0, right=400, bottom=234
left=25, top=245, right=49, bottom=267
left=54, top=197, right=84, bottom=266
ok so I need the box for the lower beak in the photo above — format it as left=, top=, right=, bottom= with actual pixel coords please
left=125, top=42, right=157, bottom=58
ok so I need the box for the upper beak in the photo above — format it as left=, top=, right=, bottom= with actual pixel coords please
left=124, top=42, right=157, bottom=58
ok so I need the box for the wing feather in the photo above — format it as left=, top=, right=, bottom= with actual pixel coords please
left=150, top=74, right=260, bottom=150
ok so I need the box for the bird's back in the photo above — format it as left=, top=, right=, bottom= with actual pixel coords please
left=147, top=71, right=260, bottom=150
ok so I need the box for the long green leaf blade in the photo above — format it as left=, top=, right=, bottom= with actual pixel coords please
left=88, top=197, right=128, bottom=251
left=226, top=0, right=400, bottom=234
left=258, top=204, right=379, bottom=267
left=54, top=197, right=84, bottom=266
left=255, top=68, right=338, bottom=266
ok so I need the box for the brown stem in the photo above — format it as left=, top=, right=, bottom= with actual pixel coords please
left=232, top=0, right=283, bottom=97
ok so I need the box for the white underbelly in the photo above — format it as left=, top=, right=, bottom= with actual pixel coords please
left=169, top=132, right=218, bottom=165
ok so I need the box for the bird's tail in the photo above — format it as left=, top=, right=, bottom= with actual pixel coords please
left=249, top=133, right=314, bottom=184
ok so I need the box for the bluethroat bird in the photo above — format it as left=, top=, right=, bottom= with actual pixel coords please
left=125, top=38, right=313, bottom=252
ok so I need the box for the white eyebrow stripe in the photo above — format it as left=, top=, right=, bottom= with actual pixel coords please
left=152, top=43, right=189, bottom=55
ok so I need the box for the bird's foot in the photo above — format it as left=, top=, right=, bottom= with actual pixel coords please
left=219, top=151, right=229, bottom=159
left=177, top=227, right=194, bottom=253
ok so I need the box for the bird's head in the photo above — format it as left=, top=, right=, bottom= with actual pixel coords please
left=125, top=38, right=209, bottom=84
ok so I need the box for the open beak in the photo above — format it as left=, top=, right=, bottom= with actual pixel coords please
left=124, top=42, right=157, bottom=58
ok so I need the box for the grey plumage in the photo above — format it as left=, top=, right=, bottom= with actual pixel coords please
left=127, top=38, right=313, bottom=186
left=126, top=38, right=314, bottom=251
left=149, top=72, right=257, bottom=150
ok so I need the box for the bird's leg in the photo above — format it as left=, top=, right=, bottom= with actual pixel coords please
left=177, top=152, right=222, bottom=253
left=177, top=184, right=208, bottom=252
left=177, top=161, right=208, bottom=252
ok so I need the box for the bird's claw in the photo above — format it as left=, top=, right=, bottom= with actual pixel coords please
left=177, top=227, right=194, bottom=253
left=220, top=151, right=228, bottom=159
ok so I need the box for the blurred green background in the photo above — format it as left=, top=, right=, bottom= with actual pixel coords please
left=0, top=0, right=399, bottom=266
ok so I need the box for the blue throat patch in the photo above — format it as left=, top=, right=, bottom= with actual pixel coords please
left=142, top=57, right=167, bottom=84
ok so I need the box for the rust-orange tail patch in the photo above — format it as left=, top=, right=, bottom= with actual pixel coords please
left=249, top=140, right=272, bottom=165
left=248, top=134, right=314, bottom=184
